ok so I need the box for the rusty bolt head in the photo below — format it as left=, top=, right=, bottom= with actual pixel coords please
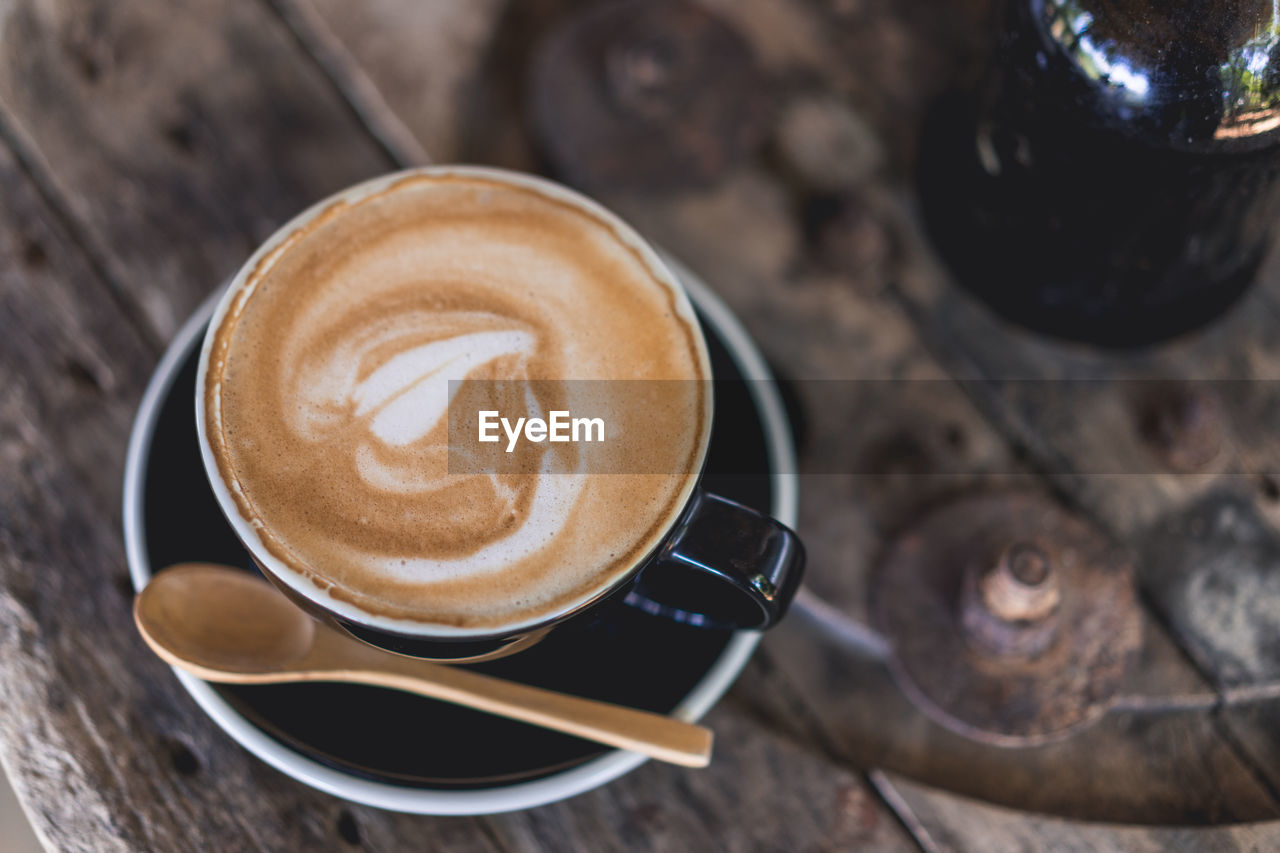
left=1136, top=383, right=1224, bottom=473
left=873, top=491, right=1142, bottom=745
left=961, top=541, right=1062, bottom=660
left=775, top=95, right=884, bottom=192
left=981, top=542, right=1059, bottom=622
left=806, top=193, right=894, bottom=279
left=530, top=0, right=772, bottom=191
left=605, top=36, right=677, bottom=119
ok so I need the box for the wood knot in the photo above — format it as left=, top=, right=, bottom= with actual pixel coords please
left=336, top=810, right=361, bottom=846
left=166, top=739, right=200, bottom=777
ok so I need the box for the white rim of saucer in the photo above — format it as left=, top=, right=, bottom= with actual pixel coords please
left=122, top=253, right=799, bottom=815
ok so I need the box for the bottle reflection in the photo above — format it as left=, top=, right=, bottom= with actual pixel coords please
left=919, top=0, right=1280, bottom=346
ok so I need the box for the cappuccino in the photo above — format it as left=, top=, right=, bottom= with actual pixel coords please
left=201, top=171, right=711, bottom=633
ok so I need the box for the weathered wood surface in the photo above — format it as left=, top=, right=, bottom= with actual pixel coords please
left=6, top=0, right=1280, bottom=850
left=257, top=0, right=1280, bottom=840
left=880, top=773, right=1277, bottom=852
left=0, top=0, right=911, bottom=850
left=740, top=611, right=1277, bottom=826
left=0, top=0, right=395, bottom=343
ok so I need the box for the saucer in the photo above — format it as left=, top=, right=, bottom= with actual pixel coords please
left=122, top=256, right=797, bottom=814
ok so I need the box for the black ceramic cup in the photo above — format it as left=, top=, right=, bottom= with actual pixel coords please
left=195, top=166, right=804, bottom=662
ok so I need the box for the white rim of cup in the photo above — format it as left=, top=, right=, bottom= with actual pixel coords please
left=122, top=253, right=798, bottom=815
left=194, top=166, right=717, bottom=640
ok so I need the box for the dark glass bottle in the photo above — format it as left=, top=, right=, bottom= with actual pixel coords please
left=918, top=0, right=1280, bottom=347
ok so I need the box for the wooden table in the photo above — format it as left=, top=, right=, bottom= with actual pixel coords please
left=4, top=0, right=1280, bottom=849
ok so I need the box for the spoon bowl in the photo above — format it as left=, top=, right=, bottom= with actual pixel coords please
left=137, top=564, right=315, bottom=675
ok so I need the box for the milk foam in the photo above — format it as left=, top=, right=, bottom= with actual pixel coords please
left=204, top=172, right=709, bottom=631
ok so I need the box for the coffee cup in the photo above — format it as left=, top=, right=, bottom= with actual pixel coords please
left=196, top=166, right=803, bottom=662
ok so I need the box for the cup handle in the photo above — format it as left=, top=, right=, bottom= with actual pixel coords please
left=623, top=492, right=804, bottom=630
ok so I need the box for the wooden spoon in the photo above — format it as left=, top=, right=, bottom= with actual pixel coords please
left=134, top=563, right=712, bottom=767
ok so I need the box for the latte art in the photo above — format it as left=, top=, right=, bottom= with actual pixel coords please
left=203, top=172, right=710, bottom=631
left=290, top=311, right=539, bottom=478
left=285, top=303, right=584, bottom=582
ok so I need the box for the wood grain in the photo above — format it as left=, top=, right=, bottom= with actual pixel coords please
left=880, top=773, right=1279, bottom=853
left=0, top=122, right=918, bottom=851
left=0, top=0, right=395, bottom=342
left=884, top=77, right=1280, bottom=833
left=0, top=102, right=501, bottom=853
left=743, top=614, right=1276, bottom=825
left=0, top=0, right=921, bottom=849
left=6, top=0, right=1280, bottom=846
left=271, top=0, right=500, bottom=166
left=487, top=698, right=919, bottom=853
left=162, top=0, right=1280, bottom=841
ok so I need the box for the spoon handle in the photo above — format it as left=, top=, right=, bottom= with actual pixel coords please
left=134, top=564, right=713, bottom=768
left=342, top=660, right=713, bottom=767
left=298, top=629, right=712, bottom=767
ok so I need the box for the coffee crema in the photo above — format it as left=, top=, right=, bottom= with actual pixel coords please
left=203, top=172, right=710, bottom=632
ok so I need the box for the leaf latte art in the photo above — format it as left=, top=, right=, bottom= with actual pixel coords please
left=203, top=173, right=710, bottom=631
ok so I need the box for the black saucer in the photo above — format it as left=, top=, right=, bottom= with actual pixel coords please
left=130, top=293, right=777, bottom=791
